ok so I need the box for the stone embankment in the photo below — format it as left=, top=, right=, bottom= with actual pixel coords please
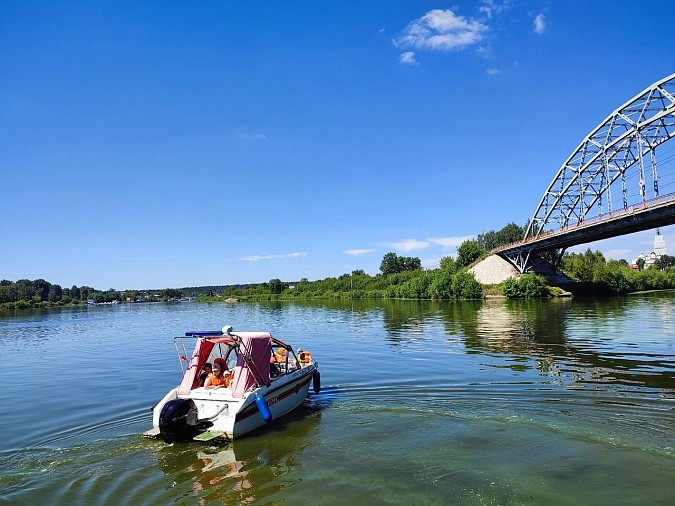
left=469, top=255, right=519, bottom=284
left=470, top=254, right=572, bottom=285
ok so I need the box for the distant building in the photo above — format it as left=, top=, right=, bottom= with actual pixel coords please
left=631, top=229, right=667, bottom=269
left=654, top=231, right=666, bottom=257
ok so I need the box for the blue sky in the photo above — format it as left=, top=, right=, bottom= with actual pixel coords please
left=2, top=1, right=674, bottom=290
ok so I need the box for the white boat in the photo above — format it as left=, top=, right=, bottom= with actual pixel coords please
left=145, top=325, right=320, bottom=443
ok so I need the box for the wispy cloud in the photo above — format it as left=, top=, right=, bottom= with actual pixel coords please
left=479, top=0, right=509, bottom=19
left=394, top=9, right=488, bottom=52
left=236, top=132, right=267, bottom=141
left=241, top=252, right=307, bottom=262
left=604, top=249, right=632, bottom=260
left=343, top=249, right=376, bottom=256
left=533, top=13, right=546, bottom=34
left=383, top=239, right=431, bottom=252
left=399, top=51, right=418, bottom=65
left=486, top=67, right=500, bottom=75
left=427, top=236, right=474, bottom=250
left=422, top=257, right=440, bottom=269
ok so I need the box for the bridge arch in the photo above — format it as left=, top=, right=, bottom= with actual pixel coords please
left=525, top=73, right=675, bottom=239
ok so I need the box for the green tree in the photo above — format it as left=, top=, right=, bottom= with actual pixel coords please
left=430, top=269, right=454, bottom=299
left=398, top=272, right=433, bottom=299
left=519, top=274, right=548, bottom=298
left=477, top=230, right=499, bottom=251
left=654, top=254, right=675, bottom=270
left=439, top=256, right=457, bottom=273
left=456, top=240, right=485, bottom=269
left=401, top=256, right=422, bottom=271
left=594, top=261, right=631, bottom=294
left=477, top=222, right=524, bottom=250
left=497, top=222, right=525, bottom=245
left=80, top=286, right=94, bottom=301
left=562, top=249, right=606, bottom=282
left=502, top=274, right=547, bottom=298
left=162, top=288, right=183, bottom=300
left=269, top=278, right=284, bottom=294
left=452, top=271, right=483, bottom=299
left=33, top=279, right=51, bottom=302
left=380, top=252, right=400, bottom=275
left=379, top=252, right=422, bottom=275
left=48, top=284, right=62, bottom=302
left=16, top=280, right=35, bottom=301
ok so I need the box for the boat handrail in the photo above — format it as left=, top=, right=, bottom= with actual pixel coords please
left=173, top=336, right=196, bottom=375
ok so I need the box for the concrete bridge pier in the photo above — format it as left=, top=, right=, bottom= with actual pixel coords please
left=469, top=254, right=572, bottom=286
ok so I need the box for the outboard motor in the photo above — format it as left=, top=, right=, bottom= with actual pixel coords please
left=159, top=398, right=212, bottom=443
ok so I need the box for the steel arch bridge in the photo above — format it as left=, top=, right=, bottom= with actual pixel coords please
left=496, top=73, right=675, bottom=272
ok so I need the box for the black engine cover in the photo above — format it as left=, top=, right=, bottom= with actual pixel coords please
left=159, top=398, right=212, bottom=443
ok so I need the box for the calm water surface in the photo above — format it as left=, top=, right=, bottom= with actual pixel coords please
left=0, top=296, right=673, bottom=505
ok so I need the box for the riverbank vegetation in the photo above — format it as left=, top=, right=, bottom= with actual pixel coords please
left=0, top=279, right=183, bottom=309
left=3, top=223, right=674, bottom=307
left=559, top=249, right=675, bottom=296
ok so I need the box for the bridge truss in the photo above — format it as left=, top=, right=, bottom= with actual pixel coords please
left=504, top=73, right=675, bottom=272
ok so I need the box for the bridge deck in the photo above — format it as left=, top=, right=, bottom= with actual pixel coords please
left=494, top=192, right=675, bottom=256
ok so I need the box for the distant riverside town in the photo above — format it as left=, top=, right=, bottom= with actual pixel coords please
left=632, top=230, right=668, bottom=269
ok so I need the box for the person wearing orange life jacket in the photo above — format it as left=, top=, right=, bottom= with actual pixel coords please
left=204, top=362, right=227, bottom=389
left=297, top=348, right=311, bottom=365
left=275, top=347, right=287, bottom=364
left=270, top=350, right=280, bottom=377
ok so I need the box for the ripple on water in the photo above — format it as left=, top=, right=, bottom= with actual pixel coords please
left=0, top=299, right=674, bottom=504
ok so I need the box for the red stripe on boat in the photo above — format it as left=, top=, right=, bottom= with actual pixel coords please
left=236, top=376, right=312, bottom=422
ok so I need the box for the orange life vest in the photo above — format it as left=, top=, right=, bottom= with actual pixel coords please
left=207, top=372, right=225, bottom=386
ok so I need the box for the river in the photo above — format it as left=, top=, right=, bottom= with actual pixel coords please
left=0, top=295, right=673, bottom=505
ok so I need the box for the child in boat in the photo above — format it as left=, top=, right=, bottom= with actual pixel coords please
left=205, top=362, right=227, bottom=389
left=199, top=362, right=212, bottom=386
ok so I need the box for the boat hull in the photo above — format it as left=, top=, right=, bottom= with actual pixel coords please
left=231, top=366, right=314, bottom=438
left=148, top=363, right=316, bottom=441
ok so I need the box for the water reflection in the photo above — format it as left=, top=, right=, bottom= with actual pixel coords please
left=155, top=403, right=322, bottom=504
left=1, top=299, right=673, bottom=504
left=257, top=297, right=674, bottom=392
left=450, top=297, right=675, bottom=392
left=463, top=299, right=570, bottom=350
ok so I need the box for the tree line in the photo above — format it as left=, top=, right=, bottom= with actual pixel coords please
left=210, top=221, right=675, bottom=301
left=0, top=279, right=184, bottom=309
left=4, top=222, right=674, bottom=307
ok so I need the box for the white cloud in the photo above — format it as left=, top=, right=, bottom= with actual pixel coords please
left=486, top=67, right=500, bottom=75
left=534, top=13, right=546, bottom=34
left=241, top=252, right=307, bottom=262
left=236, top=132, right=267, bottom=141
left=422, top=257, right=440, bottom=269
left=604, top=249, right=632, bottom=260
left=394, top=9, right=488, bottom=52
left=343, top=249, right=376, bottom=256
left=383, top=239, right=431, bottom=252
left=427, top=236, right=473, bottom=249
left=479, top=0, right=509, bottom=19
left=399, top=51, right=418, bottom=65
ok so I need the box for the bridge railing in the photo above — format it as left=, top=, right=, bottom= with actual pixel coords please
left=493, top=191, right=675, bottom=253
